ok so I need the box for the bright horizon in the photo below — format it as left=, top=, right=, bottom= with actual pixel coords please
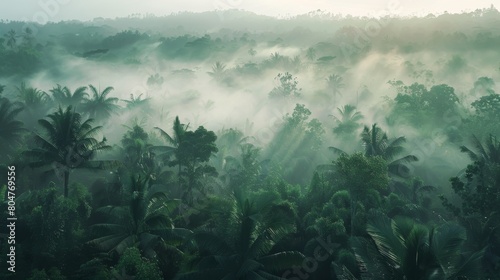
left=0, top=0, right=498, bottom=23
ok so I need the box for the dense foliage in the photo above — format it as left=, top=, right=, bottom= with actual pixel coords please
left=1, top=8, right=500, bottom=279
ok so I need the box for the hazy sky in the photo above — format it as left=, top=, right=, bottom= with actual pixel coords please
left=0, top=0, right=497, bottom=22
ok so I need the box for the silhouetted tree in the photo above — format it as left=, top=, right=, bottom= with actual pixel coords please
left=24, top=106, right=110, bottom=197
left=207, top=61, right=226, bottom=80
left=15, top=82, right=52, bottom=128
left=120, top=124, right=161, bottom=181
left=4, top=29, right=16, bottom=50
left=361, top=124, right=418, bottom=178
left=336, top=152, right=389, bottom=235
left=82, top=85, right=120, bottom=121
left=332, top=104, right=363, bottom=136
left=50, top=84, right=88, bottom=108
left=21, top=27, right=35, bottom=50
left=176, top=126, right=218, bottom=205
left=16, top=82, right=51, bottom=112
left=326, top=74, right=344, bottom=104
left=441, top=134, right=500, bottom=218
left=305, top=47, right=316, bottom=61
left=0, top=97, right=24, bottom=160
left=269, top=72, right=301, bottom=98
left=154, top=116, right=189, bottom=196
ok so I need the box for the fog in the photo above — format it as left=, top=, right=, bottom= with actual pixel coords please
left=1, top=6, right=500, bottom=280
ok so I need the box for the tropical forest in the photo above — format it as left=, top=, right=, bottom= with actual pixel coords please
left=0, top=6, right=500, bottom=280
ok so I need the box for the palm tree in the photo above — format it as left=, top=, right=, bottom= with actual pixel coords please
left=21, top=27, right=35, bottom=49
left=120, top=124, right=162, bottom=181
left=207, top=61, right=226, bottom=81
left=326, top=74, right=344, bottom=104
left=176, top=191, right=303, bottom=280
left=221, top=143, right=262, bottom=189
left=361, top=124, right=418, bottom=177
left=460, top=134, right=500, bottom=165
left=442, top=134, right=500, bottom=219
left=82, top=84, right=120, bottom=121
left=15, top=82, right=52, bottom=128
left=270, top=52, right=282, bottom=64
left=23, top=106, right=111, bottom=197
left=332, top=104, right=363, bottom=135
left=154, top=116, right=189, bottom=196
left=122, top=93, right=150, bottom=110
left=50, top=84, right=88, bottom=108
left=269, top=72, right=301, bottom=98
left=4, top=29, right=16, bottom=50
left=0, top=97, right=24, bottom=159
left=89, top=176, right=190, bottom=258
left=352, top=215, right=484, bottom=280
left=305, top=47, right=316, bottom=61
left=16, top=82, right=51, bottom=112
left=214, top=128, right=251, bottom=170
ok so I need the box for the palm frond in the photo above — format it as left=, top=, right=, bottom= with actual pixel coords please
left=366, top=215, right=404, bottom=267
left=258, top=251, right=305, bottom=273
left=329, top=146, right=348, bottom=156
left=247, top=229, right=275, bottom=259
left=155, top=126, right=176, bottom=146
left=447, top=249, right=484, bottom=279
left=432, top=223, right=466, bottom=267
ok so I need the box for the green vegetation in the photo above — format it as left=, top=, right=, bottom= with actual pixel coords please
left=1, top=8, right=500, bottom=279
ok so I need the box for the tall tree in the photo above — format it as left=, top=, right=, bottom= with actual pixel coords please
left=335, top=152, right=389, bottom=235
left=82, top=84, right=120, bottom=121
left=471, top=93, right=500, bottom=120
left=120, top=124, right=163, bottom=182
left=269, top=72, right=301, bottom=98
left=214, top=128, right=250, bottom=170
left=222, top=143, right=262, bottom=190
left=24, top=106, right=111, bottom=197
left=4, top=29, right=17, bottom=50
left=15, top=82, right=52, bottom=128
left=460, top=134, right=500, bottom=166
left=207, top=61, right=226, bottom=81
left=176, top=126, right=218, bottom=205
left=305, top=47, right=316, bottom=61
left=155, top=117, right=218, bottom=207
left=441, top=134, right=500, bottom=218
left=154, top=116, right=189, bottom=196
left=326, top=74, right=344, bottom=104
left=21, top=27, right=35, bottom=50
left=332, top=104, right=363, bottom=136
left=361, top=124, right=418, bottom=178
left=16, top=82, right=51, bottom=112
left=50, top=84, right=88, bottom=108
left=123, top=93, right=151, bottom=110
left=0, top=97, right=24, bottom=160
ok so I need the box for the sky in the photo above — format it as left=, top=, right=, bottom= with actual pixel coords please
left=0, top=0, right=497, bottom=22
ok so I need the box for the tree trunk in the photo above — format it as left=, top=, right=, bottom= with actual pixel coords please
left=64, top=170, right=70, bottom=197
left=178, top=164, right=182, bottom=198
left=350, top=188, right=357, bottom=237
